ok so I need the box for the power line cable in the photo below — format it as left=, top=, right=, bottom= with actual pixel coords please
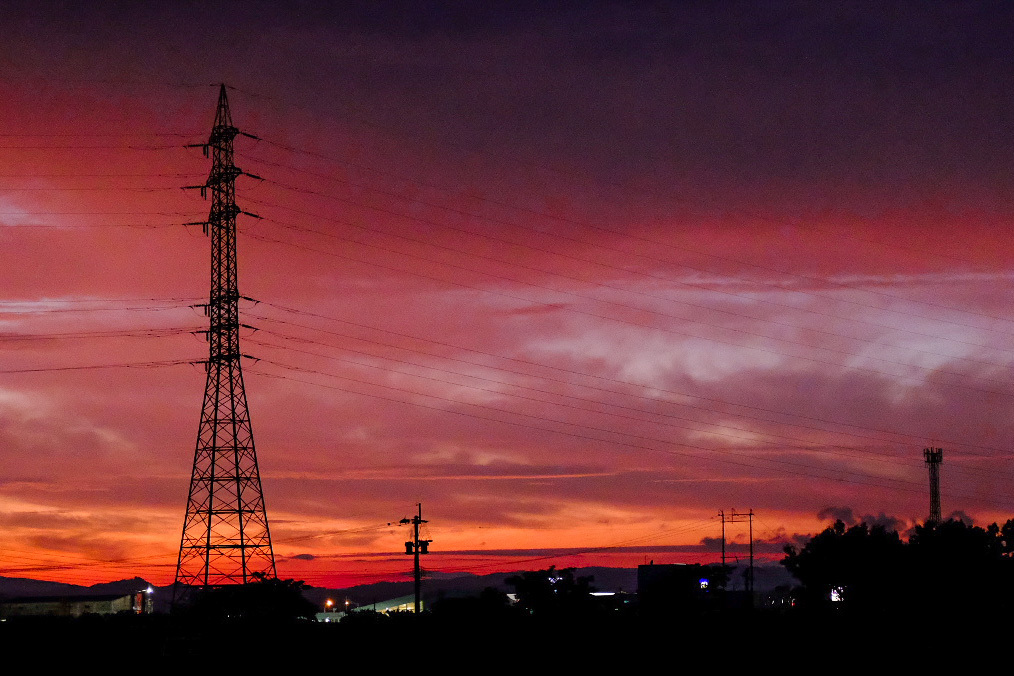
left=237, top=226, right=1014, bottom=401
left=249, top=301, right=1014, bottom=460
left=246, top=358, right=1012, bottom=508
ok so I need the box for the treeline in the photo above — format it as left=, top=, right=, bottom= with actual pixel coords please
left=781, top=517, right=1014, bottom=615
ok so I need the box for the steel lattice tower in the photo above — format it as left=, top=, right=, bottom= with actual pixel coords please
left=924, top=447, right=943, bottom=524
left=174, top=85, right=276, bottom=592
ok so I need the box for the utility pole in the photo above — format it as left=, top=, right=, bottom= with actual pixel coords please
left=174, top=85, right=274, bottom=599
left=924, top=447, right=943, bottom=524
left=719, top=509, right=726, bottom=570
left=400, top=503, right=432, bottom=613
left=720, top=509, right=755, bottom=598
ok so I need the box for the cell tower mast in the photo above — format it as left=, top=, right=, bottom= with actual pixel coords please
left=924, top=447, right=943, bottom=524
left=174, top=85, right=275, bottom=594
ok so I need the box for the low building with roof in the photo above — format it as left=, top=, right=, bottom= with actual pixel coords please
left=0, top=589, right=153, bottom=618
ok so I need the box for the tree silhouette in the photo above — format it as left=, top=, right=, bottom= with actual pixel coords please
left=187, top=575, right=317, bottom=622
left=907, top=519, right=1014, bottom=613
left=782, top=520, right=906, bottom=611
left=505, top=566, right=596, bottom=617
left=783, top=517, right=1014, bottom=616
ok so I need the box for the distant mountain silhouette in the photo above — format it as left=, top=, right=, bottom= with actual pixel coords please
left=0, top=575, right=153, bottom=599
left=1, top=564, right=793, bottom=614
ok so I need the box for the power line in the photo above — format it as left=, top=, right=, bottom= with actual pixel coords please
left=247, top=302, right=1014, bottom=460
left=246, top=358, right=1012, bottom=508
left=238, top=156, right=1014, bottom=346
left=0, top=326, right=200, bottom=341
left=385, top=88, right=1000, bottom=273
left=0, top=359, right=194, bottom=373
left=244, top=329, right=1006, bottom=484
left=237, top=226, right=1014, bottom=402
left=245, top=200, right=1014, bottom=369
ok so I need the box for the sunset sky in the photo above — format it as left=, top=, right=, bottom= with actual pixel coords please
left=2, top=2, right=1014, bottom=588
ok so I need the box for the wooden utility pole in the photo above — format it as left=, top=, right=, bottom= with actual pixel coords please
left=720, top=509, right=755, bottom=598
left=400, top=503, right=432, bottom=613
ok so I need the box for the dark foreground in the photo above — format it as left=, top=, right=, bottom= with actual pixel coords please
left=0, top=609, right=1005, bottom=668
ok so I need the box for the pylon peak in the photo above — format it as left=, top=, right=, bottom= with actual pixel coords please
left=213, top=83, right=233, bottom=130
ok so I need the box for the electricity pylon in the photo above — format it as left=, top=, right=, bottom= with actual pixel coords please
left=174, top=85, right=275, bottom=596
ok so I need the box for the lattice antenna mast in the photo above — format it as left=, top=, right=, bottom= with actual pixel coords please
left=175, top=85, right=274, bottom=592
left=924, top=447, right=943, bottom=524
